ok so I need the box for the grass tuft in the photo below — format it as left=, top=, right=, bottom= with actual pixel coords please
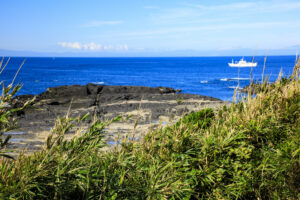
left=0, top=58, right=299, bottom=199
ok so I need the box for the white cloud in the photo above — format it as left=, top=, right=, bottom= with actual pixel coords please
left=185, top=2, right=258, bottom=10
left=151, top=1, right=300, bottom=24
left=119, top=21, right=298, bottom=37
left=144, top=5, right=160, bottom=9
left=58, top=42, right=82, bottom=49
left=82, top=43, right=102, bottom=51
left=85, top=20, right=122, bottom=27
left=184, top=1, right=300, bottom=12
left=151, top=7, right=203, bottom=23
left=58, top=42, right=128, bottom=51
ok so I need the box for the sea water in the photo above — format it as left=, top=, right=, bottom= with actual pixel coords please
left=1, top=56, right=296, bottom=101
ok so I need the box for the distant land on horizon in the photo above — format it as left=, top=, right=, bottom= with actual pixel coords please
left=1, top=46, right=299, bottom=57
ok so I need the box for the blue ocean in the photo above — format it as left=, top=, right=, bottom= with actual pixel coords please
left=2, top=56, right=297, bottom=101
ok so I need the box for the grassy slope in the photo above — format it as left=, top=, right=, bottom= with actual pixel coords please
left=0, top=63, right=299, bottom=199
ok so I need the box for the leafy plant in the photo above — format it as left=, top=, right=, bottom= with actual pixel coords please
left=0, top=58, right=299, bottom=199
left=0, top=58, right=29, bottom=159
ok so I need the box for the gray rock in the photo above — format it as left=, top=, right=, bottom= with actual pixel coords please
left=8, top=84, right=226, bottom=153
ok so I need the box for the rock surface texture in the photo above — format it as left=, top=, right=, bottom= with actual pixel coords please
left=8, top=84, right=228, bottom=154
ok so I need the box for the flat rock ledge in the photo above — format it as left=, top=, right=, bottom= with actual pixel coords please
left=7, top=84, right=229, bottom=154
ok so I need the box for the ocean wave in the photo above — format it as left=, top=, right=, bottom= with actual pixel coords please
left=228, top=86, right=244, bottom=89
left=220, top=78, right=250, bottom=81
left=220, top=78, right=230, bottom=81
left=228, top=86, right=237, bottom=89
left=200, top=80, right=208, bottom=83
left=231, top=78, right=250, bottom=80
left=92, top=81, right=105, bottom=85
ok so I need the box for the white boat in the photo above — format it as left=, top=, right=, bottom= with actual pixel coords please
left=228, top=58, right=257, bottom=67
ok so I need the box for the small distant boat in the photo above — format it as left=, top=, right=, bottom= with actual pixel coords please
left=228, top=58, right=257, bottom=67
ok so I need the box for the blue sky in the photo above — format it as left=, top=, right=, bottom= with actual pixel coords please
left=1, top=0, right=300, bottom=56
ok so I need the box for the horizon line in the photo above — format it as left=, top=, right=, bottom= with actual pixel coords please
left=1, top=54, right=297, bottom=58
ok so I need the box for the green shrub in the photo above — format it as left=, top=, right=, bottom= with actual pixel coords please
left=0, top=58, right=30, bottom=159
left=178, top=108, right=214, bottom=130
left=0, top=59, right=299, bottom=199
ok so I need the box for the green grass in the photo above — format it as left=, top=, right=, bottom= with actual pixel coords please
left=0, top=59, right=299, bottom=199
left=0, top=58, right=31, bottom=159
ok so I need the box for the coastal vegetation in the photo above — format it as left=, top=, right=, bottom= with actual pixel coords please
left=0, top=59, right=299, bottom=199
left=0, top=59, right=30, bottom=159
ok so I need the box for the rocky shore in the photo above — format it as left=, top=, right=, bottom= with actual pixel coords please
left=7, top=84, right=229, bottom=154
